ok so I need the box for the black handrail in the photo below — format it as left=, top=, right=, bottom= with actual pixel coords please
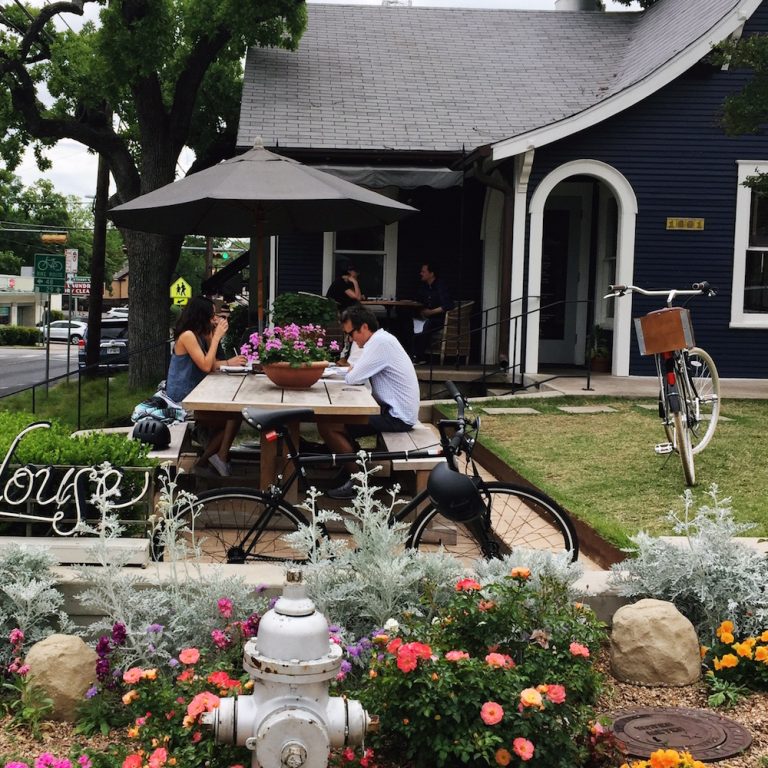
left=1, top=336, right=172, bottom=430
left=419, top=298, right=598, bottom=398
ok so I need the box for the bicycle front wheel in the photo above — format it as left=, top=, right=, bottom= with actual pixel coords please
left=174, top=488, right=313, bottom=564
left=683, top=347, right=721, bottom=454
left=672, top=411, right=696, bottom=486
left=406, top=482, right=578, bottom=563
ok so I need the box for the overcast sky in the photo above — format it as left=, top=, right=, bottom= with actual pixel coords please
left=15, top=0, right=638, bottom=200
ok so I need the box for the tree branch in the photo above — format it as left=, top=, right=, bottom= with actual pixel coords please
left=9, top=63, right=141, bottom=199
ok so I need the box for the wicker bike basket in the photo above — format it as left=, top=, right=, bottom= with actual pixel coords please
left=634, top=307, right=695, bottom=356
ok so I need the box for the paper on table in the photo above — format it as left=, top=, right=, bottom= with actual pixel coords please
left=323, top=366, right=346, bottom=378
left=220, top=365, right=249, bottom=373
left=413, top=318, right=426, bottom=333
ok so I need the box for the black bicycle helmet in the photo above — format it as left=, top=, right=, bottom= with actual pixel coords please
left=132, top=418, right=171, bottom=449
left=427, top=463, right=484, bottom=523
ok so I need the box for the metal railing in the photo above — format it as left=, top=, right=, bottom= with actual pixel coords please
left=418, top=298, right=599, bottom=399
left=0, top=337, right=172, bottom=431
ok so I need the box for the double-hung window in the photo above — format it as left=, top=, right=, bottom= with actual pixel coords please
left=731, top=161, right=768, bottom=327
left=323, top=223, right=398, bottom=299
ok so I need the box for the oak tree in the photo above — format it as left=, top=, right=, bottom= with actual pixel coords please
left=0, top=1, right=306, bottom=385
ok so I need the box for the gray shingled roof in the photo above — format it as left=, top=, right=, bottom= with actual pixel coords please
left=237, top=0, right=746, bottom=155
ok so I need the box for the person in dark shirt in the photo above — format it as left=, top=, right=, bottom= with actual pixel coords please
left=412, top=261, right=454, bottom=363
left=326, top=263, right=365, bottom=312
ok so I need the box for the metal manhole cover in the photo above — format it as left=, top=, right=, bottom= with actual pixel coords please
left=611, top=707, right=752, bottom=761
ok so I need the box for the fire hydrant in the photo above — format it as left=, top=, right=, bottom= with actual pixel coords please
left=202, top=569, right=376, bottom=768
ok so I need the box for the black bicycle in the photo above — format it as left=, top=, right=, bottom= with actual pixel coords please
left=184, top=381, right=578, bottom=564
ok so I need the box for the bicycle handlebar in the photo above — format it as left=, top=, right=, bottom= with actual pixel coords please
left=605, top=282, right=717, bottom=301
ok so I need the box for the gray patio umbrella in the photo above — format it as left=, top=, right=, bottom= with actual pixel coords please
left=108, top=138, right=417, bottom=325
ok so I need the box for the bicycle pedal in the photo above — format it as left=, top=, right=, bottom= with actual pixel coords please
left=654, top=443, right=674, bottom=455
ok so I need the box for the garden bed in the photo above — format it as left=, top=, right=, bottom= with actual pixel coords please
left=2, top=650, right=766, bottom=767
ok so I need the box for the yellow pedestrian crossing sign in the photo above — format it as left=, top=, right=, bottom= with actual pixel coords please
left=170, top=278, right=191, bottom=306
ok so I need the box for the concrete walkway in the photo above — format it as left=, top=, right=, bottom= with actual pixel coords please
left=527, top=372, right=767, bottom=399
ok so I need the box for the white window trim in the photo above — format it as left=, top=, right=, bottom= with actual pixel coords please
left=323, top=224, right=399, bottom=297
left=731, top=161, right=768, bottom=329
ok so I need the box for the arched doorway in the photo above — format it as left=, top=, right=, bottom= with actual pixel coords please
left=527, top=160, right=637, bottom=376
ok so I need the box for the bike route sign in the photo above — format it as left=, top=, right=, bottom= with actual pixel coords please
left=34, top=253, right=66, bottom=293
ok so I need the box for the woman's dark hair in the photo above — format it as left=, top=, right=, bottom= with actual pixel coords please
left=341, top=304, right=379, bottom=332
left=174, top=295, right=215, bottom=340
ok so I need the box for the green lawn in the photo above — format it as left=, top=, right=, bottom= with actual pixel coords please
left=0, top=373, right=154, bottom=430
left=471, top=396, right=768, bottom=549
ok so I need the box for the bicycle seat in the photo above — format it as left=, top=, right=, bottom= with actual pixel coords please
left=241, top=407, right=315, bottom=432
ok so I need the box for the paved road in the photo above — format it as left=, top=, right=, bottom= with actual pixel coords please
left=0, top=344, right=80, bottom=397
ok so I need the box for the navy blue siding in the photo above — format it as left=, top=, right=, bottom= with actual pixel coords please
left=527, top=2, right=768, bottom=377
left=276, top=232, right=324, bottom=294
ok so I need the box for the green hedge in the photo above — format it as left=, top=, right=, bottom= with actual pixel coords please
left=0, top=325, right=41, bottom=346
left=0, top=410, right=154, bottom=467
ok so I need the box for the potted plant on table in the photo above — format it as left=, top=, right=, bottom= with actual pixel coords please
left=240, top=324, right=340, bottom=388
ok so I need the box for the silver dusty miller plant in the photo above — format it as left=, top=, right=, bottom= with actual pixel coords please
left=73, top=464, right=266, bottom=667
left=283, top=457, right=464, bottom=640
left=0, top=545, right=73, bottom=666
left=610, top=484, right=768, bottom=640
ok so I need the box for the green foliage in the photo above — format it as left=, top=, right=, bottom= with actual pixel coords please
left=283, top=464, right=464, bottom=640
left=701, top=618, right=768, bottom=698
left=0, top=249, right=22, bottom=274
left=0, top=411, right=153, bottom=467
left=587, top=324, right=611, bottom=359
left=344, top=573, right=606, bottom=768
left=223, top=303, right=250, bottom=351
left=0, top=325, right=41, bottom=346
left=705, top=674, right=749, bottom=709
left=270, top=292, right=339, bottom=327
left=0, top=372, right=156, bottom=430
left=1, top=673, right=54, bottom=739
left=610, top=486, right=768, bottom=639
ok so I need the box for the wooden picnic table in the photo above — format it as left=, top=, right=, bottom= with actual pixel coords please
left=182, top=371, right=379, bottom=497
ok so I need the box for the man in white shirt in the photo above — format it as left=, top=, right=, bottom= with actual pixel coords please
left=319, top=305, right=419, bottom=499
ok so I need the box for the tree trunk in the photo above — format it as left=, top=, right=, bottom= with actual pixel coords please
left=126, top=230, right=178, bottom=389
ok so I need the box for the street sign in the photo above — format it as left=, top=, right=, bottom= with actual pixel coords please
left=170, top=277, right=192, bottom=306
left=34, top=253, right=66, bottom=293
left=65, top=276, right=91, bottom=296
left=64, top=248, right=79, bottom=278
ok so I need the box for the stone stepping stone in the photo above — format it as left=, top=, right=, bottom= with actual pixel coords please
left=558, top=405, right=617, bottom=414
left=482, top=407, right=541, bottom=415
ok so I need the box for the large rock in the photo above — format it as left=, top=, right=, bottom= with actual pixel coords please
left=610, top=598, right=700, bottom=686
left=25, top=634, right=98, bottom=721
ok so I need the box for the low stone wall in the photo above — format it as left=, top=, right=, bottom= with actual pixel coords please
left=52, top=562, right=629, bottom=629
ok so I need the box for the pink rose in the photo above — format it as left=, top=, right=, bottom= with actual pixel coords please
left=569, top=642, right=590, bottom=658
left=480, top=701, right=504, bottom=725
left=179, top=647, right=200, bottom=665
left=513, top=737, right=535, bottom=761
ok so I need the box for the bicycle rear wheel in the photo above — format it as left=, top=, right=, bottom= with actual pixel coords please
left=406, top=482, right=578, bottom=563
left=173, top=488, right=313, bottom=563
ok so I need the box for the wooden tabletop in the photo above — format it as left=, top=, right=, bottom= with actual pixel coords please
left=182, top=371, right=380, bottom=417
left=362, top=299, right=422, bottom=308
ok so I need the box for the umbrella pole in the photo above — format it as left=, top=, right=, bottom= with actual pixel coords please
left=254, top=214, right=265, bottom=331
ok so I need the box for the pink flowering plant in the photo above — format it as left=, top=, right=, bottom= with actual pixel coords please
left=342, top=571, right=607, bottom=768
left=240, top=323, right=339, bottom=367
left=72, top=600, right=263, bottom=767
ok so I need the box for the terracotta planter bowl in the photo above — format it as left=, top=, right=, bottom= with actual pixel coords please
left=262, top=361, right=329, bottom=389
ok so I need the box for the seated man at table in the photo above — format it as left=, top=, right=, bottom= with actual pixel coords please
left=319, top=305, right=419, bottom=499
left=412, top=261, right=454, bottom=364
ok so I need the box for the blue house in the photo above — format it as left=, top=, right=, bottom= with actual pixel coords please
left=237, top=0, right=768, bottom=379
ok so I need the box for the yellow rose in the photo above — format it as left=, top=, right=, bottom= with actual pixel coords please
left=716, top=620, right=734, bottom=638
left=754, top=645, right=768, bottom=662
left=720, top=631, right=734, bottom=644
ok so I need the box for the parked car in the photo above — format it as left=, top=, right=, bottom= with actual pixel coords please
left=78, top=318, right=129, bottom=368
left=106, top=306, right=129, bottom=318
left=41, top=320, right=89, bottom=344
